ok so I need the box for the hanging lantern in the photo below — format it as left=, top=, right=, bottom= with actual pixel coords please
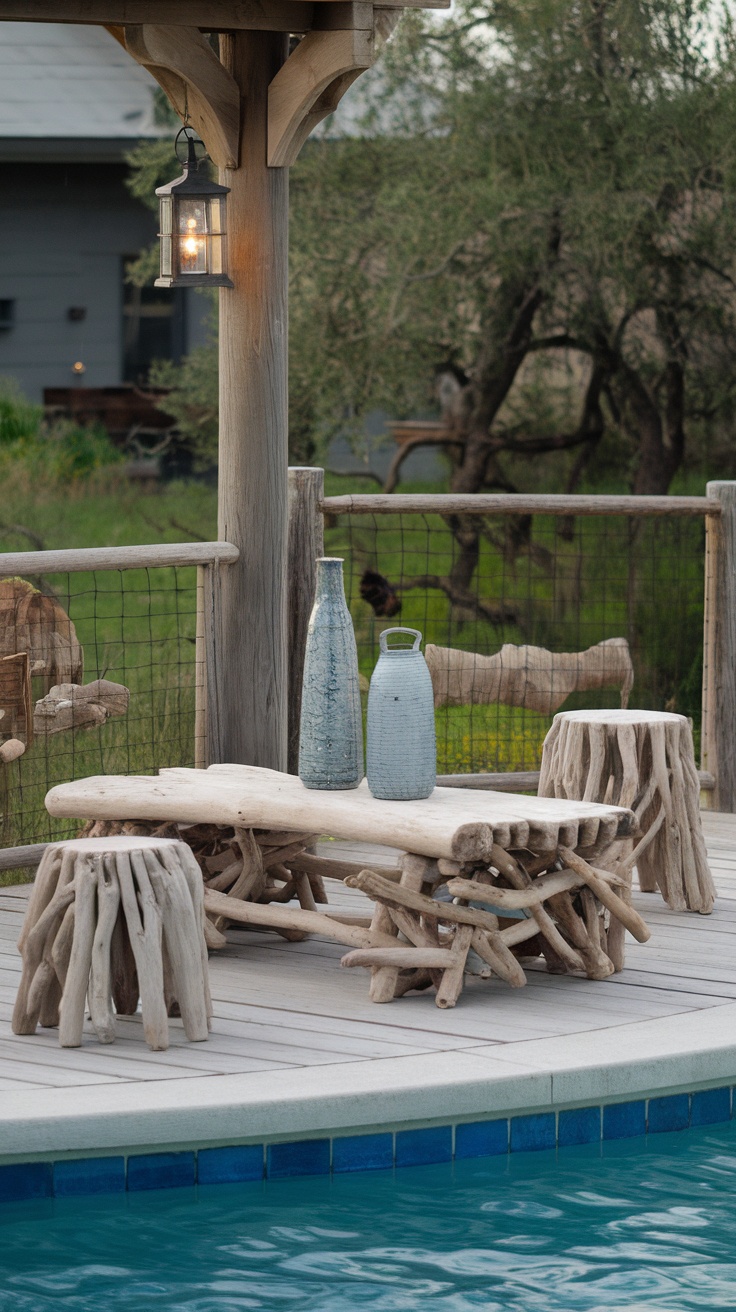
left=155, top=130, right=233, bottom=289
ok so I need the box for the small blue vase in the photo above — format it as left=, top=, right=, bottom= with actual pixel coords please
left=367, top=627, right=436, bottom=800
left=298, top=557, right=364, bottom=790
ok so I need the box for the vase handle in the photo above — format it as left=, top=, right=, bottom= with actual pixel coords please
left=379, top=627, right=422, bottom=653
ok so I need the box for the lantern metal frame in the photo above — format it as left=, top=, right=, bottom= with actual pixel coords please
left=155, top=131, right=233, bottom=289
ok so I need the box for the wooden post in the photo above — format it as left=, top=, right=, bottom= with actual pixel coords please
left=287, top=467, right=325, bottom=773
left=702, top=481, right=736, bottom=811
left=217, top=30, right=290, bottom=769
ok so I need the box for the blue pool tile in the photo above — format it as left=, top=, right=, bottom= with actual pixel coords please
left=691, top=1087, right=731, bottom=1127
left=197, top=1146, right=264, bottom=1185
left=127, top=1152, right=196, bottom=1192
left=0, top=1162, right=52, bottom=1204
left=395, top=1126, right=452, bottom=1168
left=648, top=1094, right=690, bottom=1134
left=455, top=1120, right=509, bottom=1159
left=510, top=1113, right=556, bottom=1153
left=603, top=1101, right=646, bottom=1141
left=558, top=1106, right=601, bottom=1148
left=54, top=1157, right=125, bottom=1197
left=333, top=1134, right=394, bottom=1173
left=267, top=1140, right=330, bottom=1179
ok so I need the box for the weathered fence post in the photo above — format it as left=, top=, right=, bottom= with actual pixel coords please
left=287, top=467, right=325, bottom=773
left=195, top=565, right=206, bottom=769
left=701, top=481, right=736, bottom=811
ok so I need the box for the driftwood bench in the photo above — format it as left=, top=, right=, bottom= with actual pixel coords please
left=45, top=765, right=647, bottom=1008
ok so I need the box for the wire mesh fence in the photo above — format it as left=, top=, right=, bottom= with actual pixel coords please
left=324, top=508, right=706, bottom=777
left=1, top=563, right=199, bottom=850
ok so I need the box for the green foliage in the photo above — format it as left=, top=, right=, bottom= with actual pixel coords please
left=0, top=381, right=41, bottom=444
left=0, top=380, right=122, bottom=484
left=123, top=0, right=736, bottom=487
left=150, top=346, right=218, bottom=468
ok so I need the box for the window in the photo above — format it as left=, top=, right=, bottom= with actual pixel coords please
left=122, top=261, right=186, bottom=384
left=0, top=300, right=15, bottom=331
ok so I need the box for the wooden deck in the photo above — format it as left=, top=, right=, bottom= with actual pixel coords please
left=1, top=811, right=735, bottom=1096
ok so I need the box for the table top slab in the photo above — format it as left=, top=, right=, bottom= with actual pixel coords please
left=46, top=765, right=634, bottom=862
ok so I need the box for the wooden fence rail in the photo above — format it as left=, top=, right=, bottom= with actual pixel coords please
left=322, top=493, right=721, bottom=518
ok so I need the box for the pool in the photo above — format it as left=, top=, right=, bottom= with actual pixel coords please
left=3, top=1122, right=736, bottom=1311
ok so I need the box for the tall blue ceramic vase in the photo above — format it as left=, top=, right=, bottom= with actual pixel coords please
left=298, top=557, right=364, bottom=790
left=367, top=627, right=436, bottom=800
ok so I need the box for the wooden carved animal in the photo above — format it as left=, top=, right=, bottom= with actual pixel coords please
left=425, top=637, right=634, bottom=714
left=0, top=578, right=83, bottom=691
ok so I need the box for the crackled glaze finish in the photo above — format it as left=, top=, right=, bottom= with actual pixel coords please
left=298, top=558, right=363, bottom=790
left=367, top=628, right=436, bottom=800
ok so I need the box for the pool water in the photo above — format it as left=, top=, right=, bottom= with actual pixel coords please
left=3, top=1122, right=736, bottom=1311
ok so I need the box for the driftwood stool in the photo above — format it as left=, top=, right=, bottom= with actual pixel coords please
left=12, top=837, right=211, bottom=1051
left=539, top=709, right=716, bottom=915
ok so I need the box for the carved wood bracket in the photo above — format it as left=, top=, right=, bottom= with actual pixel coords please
left=267, top=26, right=373, bottom=167
left=108, top=5, right=404, bottom=172
left=120, top=24, right=240, bottom=169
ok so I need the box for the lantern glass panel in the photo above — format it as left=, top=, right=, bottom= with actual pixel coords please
left=178, top=198, right=208, bottom=275
left=211, top=235, right=224, bottom=275
left=210, top=197, right=225, bottom=232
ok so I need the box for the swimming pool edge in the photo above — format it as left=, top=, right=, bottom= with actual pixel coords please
left=2, top=1002, right=736, bottom=1197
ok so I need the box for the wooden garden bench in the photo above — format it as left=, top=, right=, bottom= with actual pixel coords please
left=45, top=765, right=648, bottom=1008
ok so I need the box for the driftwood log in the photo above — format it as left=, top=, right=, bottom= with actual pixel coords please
left=426, top=637, right=634, bottom=713
left=539, top=709, right=716, bottom=915
left=12, top=837, right=210, bottom=1051
left=33, top=679, right=130, bottom=736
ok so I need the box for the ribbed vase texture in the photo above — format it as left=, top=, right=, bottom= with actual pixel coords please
left=367, top=628, right=436, bottom=801
left=298, top=557, right=364, bottom=790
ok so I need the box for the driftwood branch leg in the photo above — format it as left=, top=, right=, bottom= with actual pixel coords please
left=87, top=858, right=121, bottom=1044
left=119, top=851, right=168, bottom=1052
left=369, top=856, right=429, bottom=1003
left=58, top=859, right=98, bottom=1047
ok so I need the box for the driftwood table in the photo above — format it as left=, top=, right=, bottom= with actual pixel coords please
left=539, top=709, right=716, bottom=915
left=12, top=836, right=211, bottom=1051
left=45, top=765, right=647, bottom=1009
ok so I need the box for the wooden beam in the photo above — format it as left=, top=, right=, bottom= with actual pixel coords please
left=216, top=31, right=290, bottom=770
left=122, top=25, right=240, bottom=169
left=0, top=0, right=449, bottom=22
left=268, top=27, right=372, bottom=167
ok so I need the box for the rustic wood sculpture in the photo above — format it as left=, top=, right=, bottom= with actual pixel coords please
left=539, top=709, right=716, bottom=915
left=33, top=679, right=130, bottom=736
left=426, top=637, right=634, bottom=713
left=12, top=837, right=211, bottom=1051
left=0, top=650, right=32, bottom=755
left=45, top=764, right=649, bottom=1007
left=0, top=578, right=83, bottom=691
